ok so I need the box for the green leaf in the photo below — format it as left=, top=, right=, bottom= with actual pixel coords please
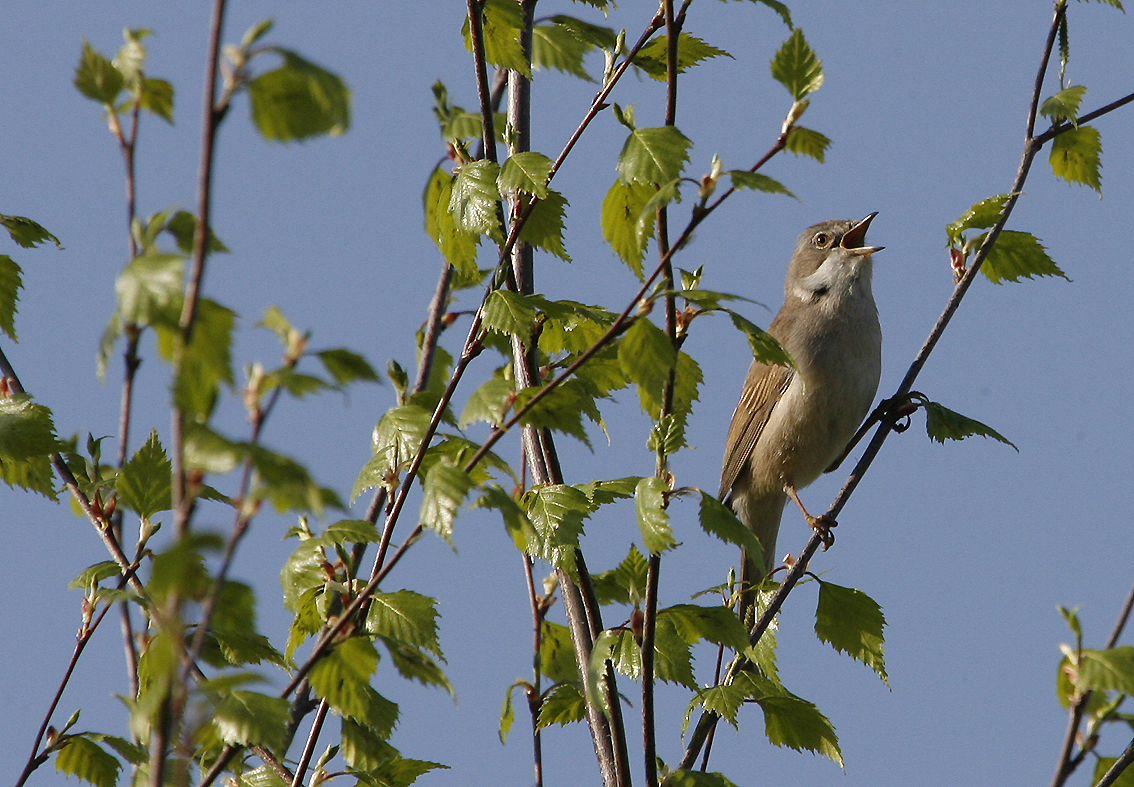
left=475, top=485, right=539, bottom=552
left=381, top=638, right=454, bottom=695
left=372, top=404, right=433, bottom=477
left=654, top=616, right=697, bottom=688
left=0, top=394, right=60, bottom=460
left=532, top=297, right=616, bottom=355
left=423, top=167, right=481, bottom=278
left=979, top=229, right=1069, bottom=284
left=247, top=49, right=350, bottom=142
left=1039, top=85, right=1088, bottom=124
left=632, top=33, right=732, bottom=81
left=537, top=682, right=587, bottom=729
left=532, top=22, right=593, bottom=80
left=419, top=460, right=472, bottom=545
left=697, top=491, right=764, bottom=569
left=754, top=0, right=794, bottom=28
left=1092, top=757, right=1134, bottom=787
left=1049, top=125, right=1102, bottom=194
left=783, top=126, right=829, bottom=162
left=664, top=770, right=741, bottom=787
left=944, top=193, right=1013, bottom=245
left=815, top=582, right=888, bottom=685
left=1076, top=646, right=1134, bottom=695
left=522, top=483, right=590, bottom=573
left=74, top=40, right=124, bottom=104
left=55, top=736, right=120, bottom=787
left=315, top=348, right=380, bottom=386
left=686, top=684, right=746, bottom=730
left=726, top=170, right=797, bottom=199
left=735, top=672, right=842, bottom=764
left=367, top=590, right=442, bottom=656
left=540, top=621, right=582, bottom=683
left=159, top=298, right=237, bottom=421
left=0, top=255, right=20, bottom=340
left=519, top=189, right=571, bottom=261
left=635, top=476, right=675, bottom=555
left=482, top=289, right=537, bottom=337
left=661, top=603, right=750, bottom=651
left=770, top=29, right=823, bottom=100
left=922, top=400, right=1018, bottom=450
left=462, top=0, right=531, bottom=78
left=498, top=152, right=554, bottom=198
left=513, top=379, right=601, bottom=449
left=647, top=412, right=686, bottom=457
left=616, top=126, right=693, bottom=186
left=115, top=430, right=171, bottom=520
left=320, top=519, right=381, bottom=545
left=591, top=544, right=649, bottom=606
left=459, top=375, right=514, bottom=428
left=547, top=15, right=618, bottom=51
left=115, top=251, right=184, bottom=327
left=165, top=210, right=228, bottom=254
left=340, top=718, right=396, bottom=771
left=0, top=214, right=62, bottom=249
left=69, top=561, right=122, bottom=592
left=726, top=310, right=794, bottom=368
left=308, top=638, right=395, bottom=729
left=140, top=77, right=174, bottom=123
left=213, top=691, right=290, bottom=751
left=618, top=318, right=676, bottom=413
left=450, top=160, right=503, bottom=241
left=601, top=179, right=654, bottom=277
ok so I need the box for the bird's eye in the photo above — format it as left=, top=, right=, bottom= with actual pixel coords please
left=813, top=232, right=831, bottom=247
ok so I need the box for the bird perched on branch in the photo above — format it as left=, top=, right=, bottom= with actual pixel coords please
left=719, top=213, right=882, bottom=598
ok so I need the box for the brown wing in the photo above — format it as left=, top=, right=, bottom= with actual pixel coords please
left=718, top=359, right=794, bottom=500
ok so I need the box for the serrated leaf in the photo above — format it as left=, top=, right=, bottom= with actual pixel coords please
left=979, top=229, right=1069, bottom=284
left=647, top=412, right=686, bottom=456
left=74, top=40, right=124, bottom=104
left=159, top=298, right=236, bottom=421
left=69, top=561, right=122, bottom=592
left=662, top=604, right=750, bottom=651
left=419, top=460, right=472, bottom=544
left=688, top=684, right=746, bottom=729
left=367, top=590, right=442, bottom=656
left=498, top=152, right=554, bottom=198
left=783, top=126, right=829, bottom=162
left=1039, top=85, right=1088, bottom=124
left=0, top=255, right=20, bottom=340
left=459, top=375, right=514, bottom=428
left=548, top=15, right=618, bottom=51
left=307, top=638, right=383, bottom=724
left=340, top=718, right=397, bottom=771
left=382, top=638, right=454, bottom=695
left=522, top=483, right=590, bottom=573
left=1076, top=646, right=1134, bottom=695
left=450, top=160, right=503, bottom=241
left=815, top=582, right=888, bottom=685
left=0, top=394, right=60, bottom=460
left=726, top=311, right=794, bottom=368
left=315, top=348, right=380, bottom=386
left=115, top=251, right=183, bottom=327
left=321, top=519, right=382, bottom=545
left=635, top=476, right=675, bottom=554
left=540, top=621, right=581, bottom=684
left=726, top=170, right=797, bottom=199
left=371, top=404, right=433, bottom=477
left=247, top=49, right=350, bottom=141
left=616, top=126, right=693, bottom=186
left=591, top=544, right=649, bottom=606
left=1049, top=125, right=1102, bottom=194
left=734, top=672, right=841, bottom=764
left=601, top=179, right=654, bottom=277
left=697, top=491, right=765, bottom=570
left=482, top=289, right=537, bottom=337
left=115, top=430, right=171, bottom=520
left=532, top=22, right=593, bottom=80
left=922, top=400, right=1018, bottom=450
left=533, top=296, right=616, bottom=355
left=519, top=189, right=571, bottom=261
left=619, top=318, right=676, bottom=413
left=632, top=33, right=732, bottom=81
left=945, top=193, right=1013, bottom=245
left=755, top=0, right=794, bottom=28
left=513, top=379, right=601, bottom=449
left=55, top=736, right=120, bottom=787
left=462, top=0, right=531, bottom=78
left=140, top=77, right=174, bottom=123
left=770, top=29, right=823, bottom=100
left=424, top=167, right=481, bottom=277
left=475, top=485, right=538, bottom=552
left=0, top=214, right=62, bottom=249
left=537, top=682, right=587, bottom=729
left=654, top=616, right=697, bottom=688
left=213, top=691, right=290, bottom=751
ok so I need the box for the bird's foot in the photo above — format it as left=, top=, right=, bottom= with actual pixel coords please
left=808, top=514, right=837, bottom=551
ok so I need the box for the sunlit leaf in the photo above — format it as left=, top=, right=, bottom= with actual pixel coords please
left=213, top=691, right=290, bottom=751
left=815, top=582, right=888, bottom=685
left=783, top=126, right=829, bottom=162
left=54, top=736, right=120, bottom=787
left=498, top=152, right=553, bottom=198
left=115, top=430, right=171, bottom=520
left=0, top=256, right=20, bottom=341
left=979, top=230, right=1069, bottom=284
left=616, top=126, right=692, bottom=186
left=1049, top=125, right=1102, bottom=194
left=532, top=22, right=593, bottom=80
left=248, top=49, right=350, bottom=141
left=727, top=170, right=797, bottom=200
left=770, top=29, right=823, bottom=100
left=632, top=33, right=732, bottom=81
left=1039, top=85, right=1087, bottom=124
left=519, top=189, right=571, bottom=261
left=450, top=160, right=503, bottom=241
left=601, top=179, right=654, bottom=277
left=419, top=459, right=472, bottom=545
left=635, top=476, right=674, bottom=554
left=424, top=167, right=481, bottom=277
left=462, top=0, right=531, bottom=78
left=74, top=40, right=124, bottom=104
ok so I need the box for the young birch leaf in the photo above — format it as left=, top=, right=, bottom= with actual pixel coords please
left=498, top=152, right=553, bottom=198
left=1049, top=126, right=1103, bottom=194
left=635, top=476, right=675, bottom=555
left=618, top=318, right=676, bottom=411
left=770, top=29, right=823, bottom=100
left=632, top=33, right=732, bottom=81
left=165, top=210, right=228, bottom=254
left=519, top=189, right=571, bottom=261
left=0, top=256, right=21, bottom=340
left=482, top=289, right=536, bottom=336
left=945, top=193, right=1012, bottom=245
left=247, top=49, right=350, bottom=142
left=698, top=491, right=764, bottom=566
left=367, top=590, right=442, bottom=656
left=450, top=160, right=503, bottom=241
left=616, top=126, right=693, bottom=186
left=661, top=603, right=750, bottom=651
left=979, top=230, right=1069, bottom=284
left=115, top=252, right=184, bottom=327
left=315, top=348, right=380, bottom=386
left=459, top=376, right=514, bottom=428
left=756, top=0, right=794, bottom=28
left=1075, top=646, right=1134, bottom=695
left=513, top=380, right=600, bottom=449
left=727, top=170, right=797, bottom=199
left=213, top=691, right=290, bottom=752
left=74, top=40, right=124, bottom=104
left=783, top=126, right=829, bottom=162
left=601, top=179, right=654, bottom=278
left=0, top=214, right=62, bottom=249
left=340, top=718, right=396, bottom=771
left=115, top=430, right=171, bottom=520
left=140, top=77, right=174, bottom=123
left=922, top=400, right=1018, bottom=450
left=462, top=0, right=531, bottom=78
left=522, top=483, right=590, bottom=573
left=815, top=582, right=888, bottom=685
left=532, top=23, right=593, bottom=80
left=537, top=683, right=587, bottom=729
left=548, top=14, right=618, bottom=51
left=54, top=736, right=120, bottom=787
left=687, top=684, right=746, bottom=730
left=419, top=460, right=472, bottom=545
left=0, top=394, right=61, bottom=460
left=307, top=637, right=380, bottom=722
left=653, top=617, right=697, bottom=688
left=756, top=694, right=842, bottom=764
left=726, top=311, right=794, bottom=368
left=591, top=544, right=649, bottom=605
left=1039, top=85, right=1088, bottom=124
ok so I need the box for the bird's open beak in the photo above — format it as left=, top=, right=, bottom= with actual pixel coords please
left=842, top=212, right=884, bottom=255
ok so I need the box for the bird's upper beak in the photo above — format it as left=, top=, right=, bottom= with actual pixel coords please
left=842, top=212, right=884, bottom=256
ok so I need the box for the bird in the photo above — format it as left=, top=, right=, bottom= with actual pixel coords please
left=719, top=213, right=882, bottom=600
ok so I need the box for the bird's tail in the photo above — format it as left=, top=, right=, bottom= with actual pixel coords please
left=732, top=491, right=788, bottom=622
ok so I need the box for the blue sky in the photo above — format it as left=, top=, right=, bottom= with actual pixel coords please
left=3, top=2, right=1133, bottom=786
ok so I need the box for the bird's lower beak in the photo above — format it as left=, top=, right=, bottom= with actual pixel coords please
left=842, top=212, right=884, bottom=255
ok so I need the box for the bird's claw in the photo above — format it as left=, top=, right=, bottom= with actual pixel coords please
left=808, top=514, right=837, bottom=551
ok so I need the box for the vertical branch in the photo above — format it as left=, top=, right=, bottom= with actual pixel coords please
left=523, top=553, right=547, bottom=787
